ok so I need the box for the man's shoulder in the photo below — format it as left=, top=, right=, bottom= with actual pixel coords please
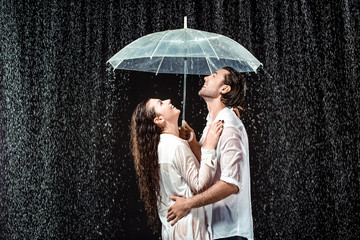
left=221, top=109, right=243, bottom=127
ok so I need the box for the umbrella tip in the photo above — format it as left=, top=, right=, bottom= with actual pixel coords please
left=184, top=16, right=187, bottom=28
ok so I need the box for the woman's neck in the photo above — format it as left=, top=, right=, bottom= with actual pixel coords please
left=162, top=121, right=179, bottom=136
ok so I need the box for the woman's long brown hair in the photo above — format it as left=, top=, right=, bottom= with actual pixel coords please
left=130, top=100, right=163, bottom=233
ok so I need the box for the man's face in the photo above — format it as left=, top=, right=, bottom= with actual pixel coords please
left=198, top=69, right=229, bottom=99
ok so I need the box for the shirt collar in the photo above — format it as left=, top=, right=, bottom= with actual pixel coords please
left=206, top=107, right=232, bottom=124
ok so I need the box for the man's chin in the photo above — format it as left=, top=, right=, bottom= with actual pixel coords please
left=198, top=90, right=206, bottom=97
left=198, top=91, right=210, bottom=98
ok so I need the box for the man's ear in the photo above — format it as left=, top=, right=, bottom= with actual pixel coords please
left=221, top=85, right=231, bottom=94
left=154, top=116, right=164, bottom=125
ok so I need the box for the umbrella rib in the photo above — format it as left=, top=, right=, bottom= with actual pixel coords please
left=194, top=30, right=219, bottom=60
left=113, top=59, right=124, bottom=70
left=150, top=30, right=172, bottom=58
left=187, top=30, right=213, bottom=74
left=204, top=57, right=213, bottom=75
left=156, top=56, right=165, bottom=75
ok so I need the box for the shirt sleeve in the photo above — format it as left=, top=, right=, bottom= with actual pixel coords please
left=218, top=126, right=247, bottom=192
left=174, top=143, right=217, bottom=194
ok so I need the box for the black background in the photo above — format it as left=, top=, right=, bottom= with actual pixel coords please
left=1, top=0, right=359, bottom=239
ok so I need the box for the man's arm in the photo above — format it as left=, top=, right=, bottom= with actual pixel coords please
left=169, top=126, right=244, bottom=225
left=167, top=180, right=238, bottom=226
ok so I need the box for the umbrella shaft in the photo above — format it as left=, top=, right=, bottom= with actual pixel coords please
left=182, top=59, right=187, bottom=122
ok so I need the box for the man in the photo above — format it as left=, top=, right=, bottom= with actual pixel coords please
left=167, top=67, right=254, bottom=240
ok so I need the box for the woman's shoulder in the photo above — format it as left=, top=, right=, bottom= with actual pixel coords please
left=160, top=133, right=187, bottom=143
left=159, top=134, right=189, bottom=151
left=158, top=134, right=190, bottom=164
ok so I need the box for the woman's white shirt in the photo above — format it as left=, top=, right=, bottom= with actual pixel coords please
left=157, top=134, right=216, bottom=240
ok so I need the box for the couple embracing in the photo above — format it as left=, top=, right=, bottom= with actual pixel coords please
left=130, top=67, right=253, bottom=240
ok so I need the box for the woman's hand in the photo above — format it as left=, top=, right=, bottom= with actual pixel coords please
left=179, top=121, right=196, bottom=142
left=202, top=120, right=224, bottom=150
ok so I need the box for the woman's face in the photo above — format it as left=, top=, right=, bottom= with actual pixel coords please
left=147, top=99, right=180, bottom=123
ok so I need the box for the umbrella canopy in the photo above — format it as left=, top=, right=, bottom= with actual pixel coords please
left=107, top=28, right=262, bottom=75
left=107, top=18, right=262, bottom=120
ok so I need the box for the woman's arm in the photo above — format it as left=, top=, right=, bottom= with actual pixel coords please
left=179, top=121, right=201, bottom=161
left=188, top=136, right=201, bottom=161
left=175, top=121, right=224, bottom=194
left=181, top=121, right=223, bottom=162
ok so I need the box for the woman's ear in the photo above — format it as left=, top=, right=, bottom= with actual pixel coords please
left=221, top=85, right=231, bottom=94
left=154, top=116, right=164, bottom=125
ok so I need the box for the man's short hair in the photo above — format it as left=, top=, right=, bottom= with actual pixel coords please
left=221, top=67, right=247, bottom=107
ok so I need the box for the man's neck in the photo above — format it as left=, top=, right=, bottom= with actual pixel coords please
left=206, top=99, right=226, bottom=122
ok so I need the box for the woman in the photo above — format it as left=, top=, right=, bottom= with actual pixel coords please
left=130, top=98, right=223, bottom=240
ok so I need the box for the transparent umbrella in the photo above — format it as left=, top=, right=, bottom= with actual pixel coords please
left=107, top=17, right=262, bottom=120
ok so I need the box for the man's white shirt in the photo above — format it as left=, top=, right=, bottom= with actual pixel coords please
left=200, top=107, right=254, bottom=240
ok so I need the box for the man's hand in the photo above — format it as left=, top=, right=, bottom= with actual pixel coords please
left=167, top=196, right=191, bottom=226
